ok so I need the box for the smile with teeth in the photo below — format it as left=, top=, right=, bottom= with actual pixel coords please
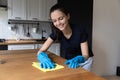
left=59, top=26, right=63, bottom=28
left=59, top=24, right=64, bottom=28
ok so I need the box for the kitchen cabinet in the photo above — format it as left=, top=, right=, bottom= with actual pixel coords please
left=0, top=45, right=8, bottom=50
left=34, top=44, right=42, bottom=49
left=31, top=0, right=57, bottom=21
left=27, top=0, right=39, bottom=20
left=8, top=0, right=27, bottom=20
left=36, top=43, right=60, bottom=56
left=38, top=0, right=46, bottom=21
left=46, top=0, right=57, bottom=21
left=39, top=0, right=57, bottom=21
left=8, top=44, right=35, bottom=50
left=8, top=0, right=57, bottom=21
left=8, top=43, right=60, bottom=56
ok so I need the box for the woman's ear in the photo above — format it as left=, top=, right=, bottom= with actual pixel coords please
left=67, top=13, right=70, bottom=20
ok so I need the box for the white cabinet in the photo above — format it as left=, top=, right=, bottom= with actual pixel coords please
left=28, top=0, right=57, bottom=21
left=46, top=0, right=57, bottom=21
left=39, top=0, right=57, bottom=21
left=36, top=43, right=60, bottom=56
left=8, top=43, right=60, bottom=56
left=34, top=44, right=42, bottom=49
left=39, top=0, right=46, bottom=21
left=27, top=0, right=39, bottom=20
left=8, top=44, right=35, bottom=50
left=8, top=0, right=57, bottom=21
left=8, top=0, right=27, bottom=20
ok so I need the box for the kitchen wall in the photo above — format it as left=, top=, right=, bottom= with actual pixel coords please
left=0, top=9, right=13, bottom=39
left=58, top=0, right=93, bottom=49
left=92, top=0, right=120, bottom=76
left=0, top=10, right=51, bottom=40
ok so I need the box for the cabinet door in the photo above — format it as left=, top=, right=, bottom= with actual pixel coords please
left=34, top=44, right=43, bottom=49
left=39, top=0, right=57, bottom=21
left=8, top=0, right=26, bottom=20
left=46, top=0, right=57, bottom=21
left=8, top=44, right=35, bottom=50
left=39, top=0, right=46, bottom=21
left=27, top=0, right=39, bottom=20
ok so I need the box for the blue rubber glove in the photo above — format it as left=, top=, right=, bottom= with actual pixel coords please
left=37, top=52, right=56, bottom=69
left=64, top=55, right=86, bottom=68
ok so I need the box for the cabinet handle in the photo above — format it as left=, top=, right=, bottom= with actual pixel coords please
left=15, top=17, right=21, bottom=20
left=32, top=18, right=38, bottom=20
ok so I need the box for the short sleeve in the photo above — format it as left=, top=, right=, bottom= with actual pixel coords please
left=49, top=31, right=57, bottom=41
left=80, top=27, right=88, bottom=43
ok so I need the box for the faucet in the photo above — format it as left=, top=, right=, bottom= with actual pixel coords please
left=42, top=30, right=46, bottom=40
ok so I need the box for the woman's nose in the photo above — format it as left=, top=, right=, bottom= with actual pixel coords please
left=56, top=20, right=60, bottom=25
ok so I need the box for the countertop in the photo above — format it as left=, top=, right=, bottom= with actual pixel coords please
left=0, top=39, right=59, bottom=45
left=0, top=39, right=46, bottom=45
left=0, top=49, right=106, bottom=80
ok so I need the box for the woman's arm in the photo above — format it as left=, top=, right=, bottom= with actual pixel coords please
left=80, top=41, right=89, bottom=60
left=37, top=37, right=56, bottom=69
left=37, top=37, right=54, bottom=55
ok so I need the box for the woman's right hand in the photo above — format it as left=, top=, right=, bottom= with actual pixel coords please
left=37, top=52, right=56, bottom=69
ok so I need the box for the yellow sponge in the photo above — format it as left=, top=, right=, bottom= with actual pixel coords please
left=32, top=62, right=64, bottom=72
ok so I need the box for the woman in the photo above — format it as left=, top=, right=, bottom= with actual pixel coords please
left=37, top=4, right=94, bottom=71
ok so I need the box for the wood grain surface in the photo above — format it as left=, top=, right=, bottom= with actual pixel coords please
left=0, top=49, right=106, bottom=80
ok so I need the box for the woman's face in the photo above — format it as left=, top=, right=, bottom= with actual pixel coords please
left=50, top=10, right=70, bottom=31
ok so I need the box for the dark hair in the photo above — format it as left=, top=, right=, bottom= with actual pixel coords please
left=49, top=4, right=70, bottom=41
left=50, top=4, right=69, bottom=16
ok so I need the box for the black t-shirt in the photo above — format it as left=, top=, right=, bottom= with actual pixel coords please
left=50, top=24, right=94, bottom=59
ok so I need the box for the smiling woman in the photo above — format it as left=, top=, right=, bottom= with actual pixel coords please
left=37, top=3, right=94, bottom=71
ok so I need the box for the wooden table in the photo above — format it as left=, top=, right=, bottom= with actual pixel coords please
left=0, top=49, right=106, bottom=80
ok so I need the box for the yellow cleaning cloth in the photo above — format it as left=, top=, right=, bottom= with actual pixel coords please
left=32, top=62, right=64, bottom=72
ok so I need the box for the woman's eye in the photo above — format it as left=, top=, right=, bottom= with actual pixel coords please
left=59, top=17, right=64, bottom=20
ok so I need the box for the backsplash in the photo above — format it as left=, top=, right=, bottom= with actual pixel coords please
left=0, top=10, right=52, bottom=40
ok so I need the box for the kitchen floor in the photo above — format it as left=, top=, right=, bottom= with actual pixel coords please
left=103, top=75, right=120, bottom=80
